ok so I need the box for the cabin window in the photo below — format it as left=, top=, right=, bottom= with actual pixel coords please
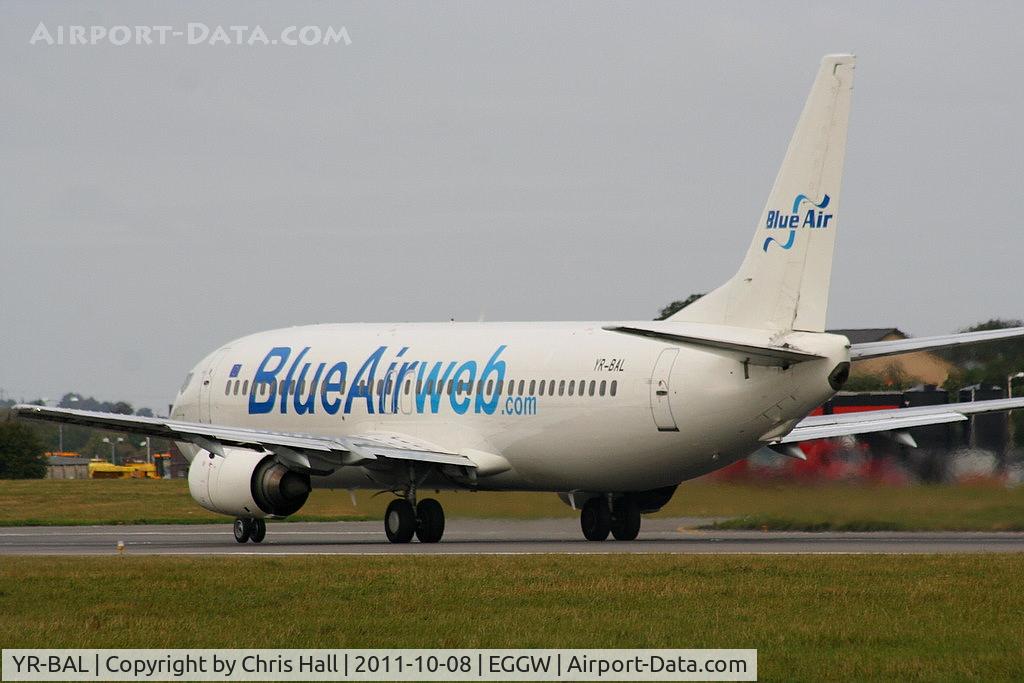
left=549, top=380, right=556, bottom=396
left=538, top=380, right=546, bottom=395
left=599, top=380, right=606, bottom=396
left=405, top=380, right=412, bottom=395
left=517, top=380, right=524, bottom=396
left=232, top=380, right=240, bottom=396
left=578, top=380, right=586, bottom=396
left=447, top=380, right=454, bottom=394
left=568, top=380, right=575, bottom=395
left=529, top=380, right=536, bottom=395
left=589, top=380, right=596, bottom=396
left=610, top=380, right=618, bottom=397
left=558, top=380, right=566, bottom=396
left=487, top=379, right=494, bottom=394
left=224, top=381, right=231, bottom=395
left=242, top=380, right=249, bottom=395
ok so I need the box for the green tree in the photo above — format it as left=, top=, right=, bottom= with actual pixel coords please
left=656, top=293, right=704, bottom=320
left=939, top=319, right=1024, bottom=447
left=0, top=420, right=47, bottom=479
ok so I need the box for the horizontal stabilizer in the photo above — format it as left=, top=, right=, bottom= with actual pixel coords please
left=850, top=327, right=1024, bottom=360
left=603, top=325, right=824, bottom=366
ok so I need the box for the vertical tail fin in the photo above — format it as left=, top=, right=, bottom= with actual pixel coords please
left=671, top=54, right=855, bottom=332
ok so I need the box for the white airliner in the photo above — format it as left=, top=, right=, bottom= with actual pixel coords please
left=17, top=54, right=1024, bottom=544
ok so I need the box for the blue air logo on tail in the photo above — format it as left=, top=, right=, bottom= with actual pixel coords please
left=762, top=194, right=833, bottom=251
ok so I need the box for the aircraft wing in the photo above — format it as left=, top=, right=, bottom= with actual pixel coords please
left=10, top=404, right=473, bottom=474
left=777, top=397, right=1024, bottom=444
left=849, top=327, right=1024, bottom=360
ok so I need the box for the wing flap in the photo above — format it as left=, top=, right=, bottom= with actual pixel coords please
left=780, top=412, right=966, bottom=442
left=779, top=397, right=1024, bottom=443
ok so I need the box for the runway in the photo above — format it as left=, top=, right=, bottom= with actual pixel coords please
left=3, top=518, right=1024, bottom=555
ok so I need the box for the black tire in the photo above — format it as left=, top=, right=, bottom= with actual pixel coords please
left=415, top=498, right=445, bottom=543
left=233, top=518, right=251, bottom=544
left=384, top=499, right=416, bottom=543
left=610, top=497, right=642, bottom=541
left=250, top=519, right=267, bottom=544
left=580, top=497, right=611, bottom=541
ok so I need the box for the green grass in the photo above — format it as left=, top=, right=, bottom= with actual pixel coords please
left=4, top=478, right=1024, bottom=530
left=1, top=554, right=1023, bottom=681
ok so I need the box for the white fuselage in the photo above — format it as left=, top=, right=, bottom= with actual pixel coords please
left=170, top=322, right=848, bottom=493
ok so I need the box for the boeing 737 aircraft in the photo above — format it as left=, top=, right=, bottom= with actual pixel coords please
left=16, top=54, right=1024, bottom=544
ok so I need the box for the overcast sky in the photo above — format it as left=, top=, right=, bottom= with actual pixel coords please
left=2, top=1, right=1022, bottom=411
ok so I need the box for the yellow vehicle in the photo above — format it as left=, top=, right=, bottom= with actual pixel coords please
left=88, top=459, right=160, bottom=479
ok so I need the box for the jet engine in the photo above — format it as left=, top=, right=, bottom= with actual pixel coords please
left=188, top=447, right=311, bottom=518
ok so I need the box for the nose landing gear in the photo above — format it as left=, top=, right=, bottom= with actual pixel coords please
left=233, top=518, right=267, bottom=544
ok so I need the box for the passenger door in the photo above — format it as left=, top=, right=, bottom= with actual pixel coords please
left=197, top=346, right=231, bottom=424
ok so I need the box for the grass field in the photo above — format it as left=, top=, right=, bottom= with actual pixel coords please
left=1, top=554, right=1022, bottom=681
left=3, top=478, right=1024, bottom=530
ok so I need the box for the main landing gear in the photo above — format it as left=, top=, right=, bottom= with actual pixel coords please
left=384, top=465, right=446, bottom=543
left=580, top=496, right=641, bottom=541
left=384, top=497, right=446, bottom=543
left=233, top=518, right=267, bottom=544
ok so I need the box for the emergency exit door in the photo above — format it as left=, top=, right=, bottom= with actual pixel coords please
left=650, top=348, right=679, bottom=431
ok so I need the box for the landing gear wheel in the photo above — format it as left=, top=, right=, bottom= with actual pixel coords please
left=233, top=518, right=252, bottom=544
left=610, top=497, right=642, bottom=541
left=580, top=497, right=611, bottom=541
left=385, top=499, right=416, bottom=544
left=415, top=498, right=445, bottom=543
left=249, top=519, right=267, bottom=544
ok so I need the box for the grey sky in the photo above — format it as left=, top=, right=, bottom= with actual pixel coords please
left=2, top=1, right=1022, bottom=411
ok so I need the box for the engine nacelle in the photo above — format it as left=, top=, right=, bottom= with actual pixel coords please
left=188, top=447, right=311, bottom=518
